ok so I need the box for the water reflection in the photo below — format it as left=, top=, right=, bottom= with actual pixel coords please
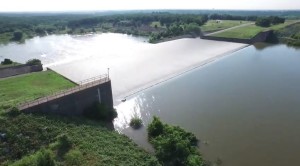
left=113, top=44, right=300, bottom=166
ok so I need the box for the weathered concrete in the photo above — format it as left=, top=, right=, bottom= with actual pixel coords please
left=0, top=64, right=43, bottom=78
left=21, top=80, right=113, bottom=116
left=201, top=30, right=274, bottom=44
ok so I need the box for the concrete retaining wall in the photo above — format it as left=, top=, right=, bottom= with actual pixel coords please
left=201, top=30, right=274, bottom=44
left=22, top=80, right=113, bottom=116
left=0, top=64, right=43, bottom=78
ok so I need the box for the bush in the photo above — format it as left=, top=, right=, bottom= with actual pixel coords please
left=36, top=149, right=55, bottom=166
left=147, top=116, right=164, bottom=138
left=83, top=102, right=117, bottom=121
left=147, top=116, right=204, bottom=166
left=64, top=149, right=83, bottom=166
left=130, top=117, right=143, bottom=129
left=6, top=107, right=21, bottom=117
left=255, top=17, right=271, bottom=27
left=26, top=59, right=42, bottom=66
left=1, top=58, right=13, bottom=65
left=57, top=134, right=72, bottom=152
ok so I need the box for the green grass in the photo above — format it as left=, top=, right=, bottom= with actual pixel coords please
left=150, top=21, right=165, bottom=28
left=0, top=113, right=160, bottom=165
left=201, top=20, right=251, bottom=33
left=212, top=20, right=299, bottom=39
left=0, top=71, right=76, bottom=110
left=0, top=62, right=22, bottom=69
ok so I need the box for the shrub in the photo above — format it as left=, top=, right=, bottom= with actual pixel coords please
left=26, top=59, right=42, bottom=66
left=36, top=149, right=55, bottom=166
left=147, top=116, right=203, bottom=166
left=64, top=149, right=83, bottom=166
left=12, top=31, right=23, bottom=41
left=1, top=58, right=13, bottom=65
left=255, top=17, right=271, bottom=27
left=83, top=102, right=117, bottom=121
left=57, top=134, right=72, bottom=152
left=130, top=117, right=143, bottom=129
left=147, top=116, right=164, bottom=138
left=6, top=107, right=21, bottom=117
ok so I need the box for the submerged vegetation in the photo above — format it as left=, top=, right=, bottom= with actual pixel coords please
left=130, top=117, right=143, bottom=129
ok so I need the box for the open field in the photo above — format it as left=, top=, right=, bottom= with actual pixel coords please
left=0, top=71, right=75, bottom=110
left=212, top=20, right=300, bottom=39
left=201, top=20, right=252, bottom=33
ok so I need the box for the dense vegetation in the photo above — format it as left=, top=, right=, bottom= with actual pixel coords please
left=0, top=113, right=160, bottom=165
left=255, top=16, right=285, bottom=27
left=147, top=116, right=206, bottom=166
left=275, top=22, right=300, bottom=46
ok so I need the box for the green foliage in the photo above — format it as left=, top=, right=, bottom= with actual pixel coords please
left=26, top=59, right=42, bottom=66
left=36, top=149, right=55, bottom=166
left=64, top=149, right=83, bottom=166
left=1, top=58, right=13, bottom=65
left=83, top=102, right=117, bottom=121
left=147, top=116, right=204, bottom=166
left=11, top=149, right=55, bottom=166
left=5, top=107, right=21, bottom=117
left=184, top=23, right=201, bottom=36
left=130, top=117, right=143, bottom=129
left=255, top=17, right=271, bottom=27
left=147, top=116, right=164, bottom=138
left=11, top=31, right=23, bottom=41
left=1, top=114, right=160, bottom=165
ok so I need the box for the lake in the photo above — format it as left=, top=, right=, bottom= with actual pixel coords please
left=1, top=33, right=299, bottom=166
left=114, top=43, right=300, bottom=166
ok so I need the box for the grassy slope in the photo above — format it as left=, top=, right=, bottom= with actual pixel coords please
left=275, top=22, right=300, bottom=46
left=0, top=114, right=159, bottom=165
left=212, top=20, right=299, bottom=39
left=0, top=71, right=75, bottom=110
left=201, top=20, right=251, bottom=33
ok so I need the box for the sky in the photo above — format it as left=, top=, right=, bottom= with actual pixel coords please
left=0, top=0, right=299, bottom=12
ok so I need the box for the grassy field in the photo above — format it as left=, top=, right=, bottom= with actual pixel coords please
left=212, top=20, right=299, bottom=39
left=0, top=71, right=76, bottom=111
left=200, top=20, right=252, bottom=33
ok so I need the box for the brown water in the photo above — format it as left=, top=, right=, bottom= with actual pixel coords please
left=114, top=43, right=300, bottom=166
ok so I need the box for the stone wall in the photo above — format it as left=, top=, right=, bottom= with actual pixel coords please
left=0, top=64, right=43, bottom=78
left=22, top=80, right=114, bottom=116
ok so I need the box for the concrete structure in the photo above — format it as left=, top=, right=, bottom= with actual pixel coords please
left=0, top=64, right=43, bottom=78
left=19, top=75, right=113, bottom=116
left=201, top=30, right=274, bottom=44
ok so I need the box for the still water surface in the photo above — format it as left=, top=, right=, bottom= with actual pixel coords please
left=114, top=44, right=300, bottom=166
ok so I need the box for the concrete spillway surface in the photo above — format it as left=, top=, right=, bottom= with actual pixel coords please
left=49, top=37, right=247, bottom=100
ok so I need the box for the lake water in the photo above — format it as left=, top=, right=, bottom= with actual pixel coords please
left=1, top=33, right=300, bottom=166
left=114, top=44, right=300, bottom=166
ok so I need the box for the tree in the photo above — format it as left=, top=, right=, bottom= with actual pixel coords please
left=12, top=31, right=23, bottom=41
left=255, top=18, right=271, bottom=27
left=1, top=58, right=13, bottom=65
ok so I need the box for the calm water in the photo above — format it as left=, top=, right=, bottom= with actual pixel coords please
left=114, top=44, right=300, bottom=166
